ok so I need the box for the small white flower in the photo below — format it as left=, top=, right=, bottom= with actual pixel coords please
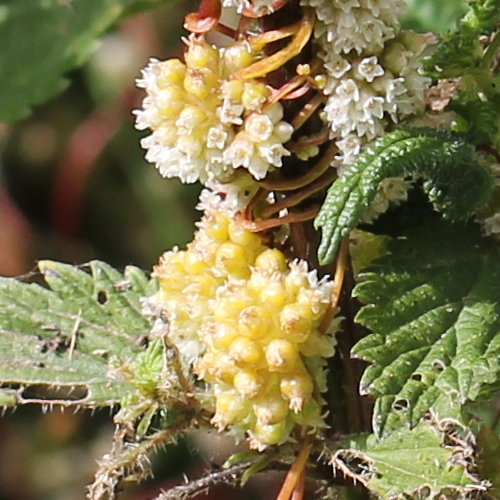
left=273, top=121, right=294, bottom=142
left=362, top=95, right=385, bottom=120
left=357, top=56, right=385, bottom=83
left=336, top=79, right=360, bottom=103
left=259, top=142, right=290, bottom=168
left=325, top=55, right=351, bottom=79
left=223, top=134, right=254, bottom=169
left=219, top=99, right=244, bottom=125
left=245, top=113, right=275, bottom=142
left=207, top=126, right=229, bottom=149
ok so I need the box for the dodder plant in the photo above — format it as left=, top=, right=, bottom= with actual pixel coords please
left=0, top=0, right=499, bottom=498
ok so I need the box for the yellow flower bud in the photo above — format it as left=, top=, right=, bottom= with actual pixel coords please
left=206, top=322, right=239, bottom=351
left=157, top=59, right=186, bottom=87
left=223, top=43, right=254, bottom=74
left=265, top=339, right=299, bottom=372
left=254, top=248, right=287, bottom=273
left=212, top=390, right=249, bottom=429
left=205, top=212, right=230, bottom=241
left=242, top=81, right=269, bottom=111
left=233, top=369, right=263, bottom=399
left=280, top=371, right=314, bottom=412
left=229, top=337, right=263, bottom=366
left=215, top=242, right=249, bottom=278
left=279, top=303, right=313, bottom=343
left=228, top=219, right=262, bottom=247
left=238, top=305, right=271, bottom=339
left=260, top=279, right=286, bottom=308
left=253, top=393, right=289, bottom=425
left=252, top=420, right=288, bottom=447
left=185, top=38, right=219, bottom=69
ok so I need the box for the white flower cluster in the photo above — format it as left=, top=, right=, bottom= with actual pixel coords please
left=301, top=0, right=431, bottom=165
left=305, top=0, right=406, bottom=55
left=135, top=36, right=294, bottom=185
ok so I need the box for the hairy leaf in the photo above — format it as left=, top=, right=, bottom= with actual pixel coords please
left=451, top=97, right=500, bottom=146
left=423, top=0, right=500, bottom=79
left=0, top=0, right=168, bottom=121
left=353, top=220, right=500, bottom=436
left=0, top=260, right=156, bottom=407
left=315, top=128, right=493, bottom=264
left=332, top=421, right=483, bottom=499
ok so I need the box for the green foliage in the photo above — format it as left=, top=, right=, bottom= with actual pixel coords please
left=0, top=0, right=169, bottom=121
left=315, top=128, right=493, bottom=265
left=450, top=97, right=500, bottom=146
left=332, top=421, right=482, bottom=499
left=0, top=260, right=156, bottom=407
left=403, top=0, right=467, bottom=33
left=352, top=219, right=500, bottom=436
left=423, top=0, right=500, bottom=79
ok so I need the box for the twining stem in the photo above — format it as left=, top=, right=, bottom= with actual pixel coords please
left=276, top=437, right=313, bottom=500
left=319, top=238, right=349, bottom=334
left=290, top=471, right=305, bottom=500
left=245, top=187, right=266, bottom=220
left=233, top=8, right=315, bottom=80
left=238, top=206, right=319, bottom=232
left=267, top=58, right=323, bottom=105
left=260, top=168, right=337, bottom=218
left=286, top=130, right=329, bottom=152
left=291, top=93, right=326, bottom=130
left=259, top=142, right=337, bottom=192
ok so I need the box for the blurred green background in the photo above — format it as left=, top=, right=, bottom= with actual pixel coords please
left=0, top=1, right=468, bottom=499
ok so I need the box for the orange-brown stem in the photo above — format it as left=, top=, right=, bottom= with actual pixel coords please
left=259, top=142, right=337, bottom=192
left=233, top=8, right=315, bottom=80
left=238, top=206, right=319, bottom=232
left=291, top=93, right=326, bottom=130
left=260, top=168, right=337, bottom=218
left=276, top=437, right=313, bottom=500
left=286, top=129, right=329, bottom=152
left=319, top=238, right=349, bottom=334
left=244, top=187, right=266, bottom=220
left=290, top=470, right=305, bottom=500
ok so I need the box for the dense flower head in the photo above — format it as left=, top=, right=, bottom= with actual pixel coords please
left=320, top=33, right=431, bottom=157
left=135, top=36, right=294, bottom=185
left=302, top=0, right=406, bottom=55
left=148, top=206, right=338, bottom=448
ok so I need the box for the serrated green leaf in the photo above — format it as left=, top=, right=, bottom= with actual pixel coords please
left=352, top=220, right=500, bottom=436
left=0, top=0, right=169, bottom=121
left=332, top=421, right=482, bottom=499
left=0, top=260, right=157, bottom=407
left=315, top=128, right=493, bottom=264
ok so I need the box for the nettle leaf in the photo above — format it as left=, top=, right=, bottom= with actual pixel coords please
left=315, top=128, right=493, bottom=264
left=353, top=220, right=500, bottom=436
left=332, top=421, right=483, bottom=499
left=0, top=260, right=156, bottom=408
left=0, top=0, right=168, bottom=121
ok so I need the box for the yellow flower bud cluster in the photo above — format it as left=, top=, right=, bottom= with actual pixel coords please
left=149, top=209, right=337, bottom=449
left=135, top=35, right=294, bottom=186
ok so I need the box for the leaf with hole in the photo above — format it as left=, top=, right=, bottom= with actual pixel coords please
left=332, top=421, right=483, bottom=499
left=353, top=219, right=500, bottom=436
left=0, top=260, right=157, bottom=408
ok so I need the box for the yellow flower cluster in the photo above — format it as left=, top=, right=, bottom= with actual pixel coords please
left=151, top=210, right=336, bottom=448
left=135, top=36, right=294, bottom=185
